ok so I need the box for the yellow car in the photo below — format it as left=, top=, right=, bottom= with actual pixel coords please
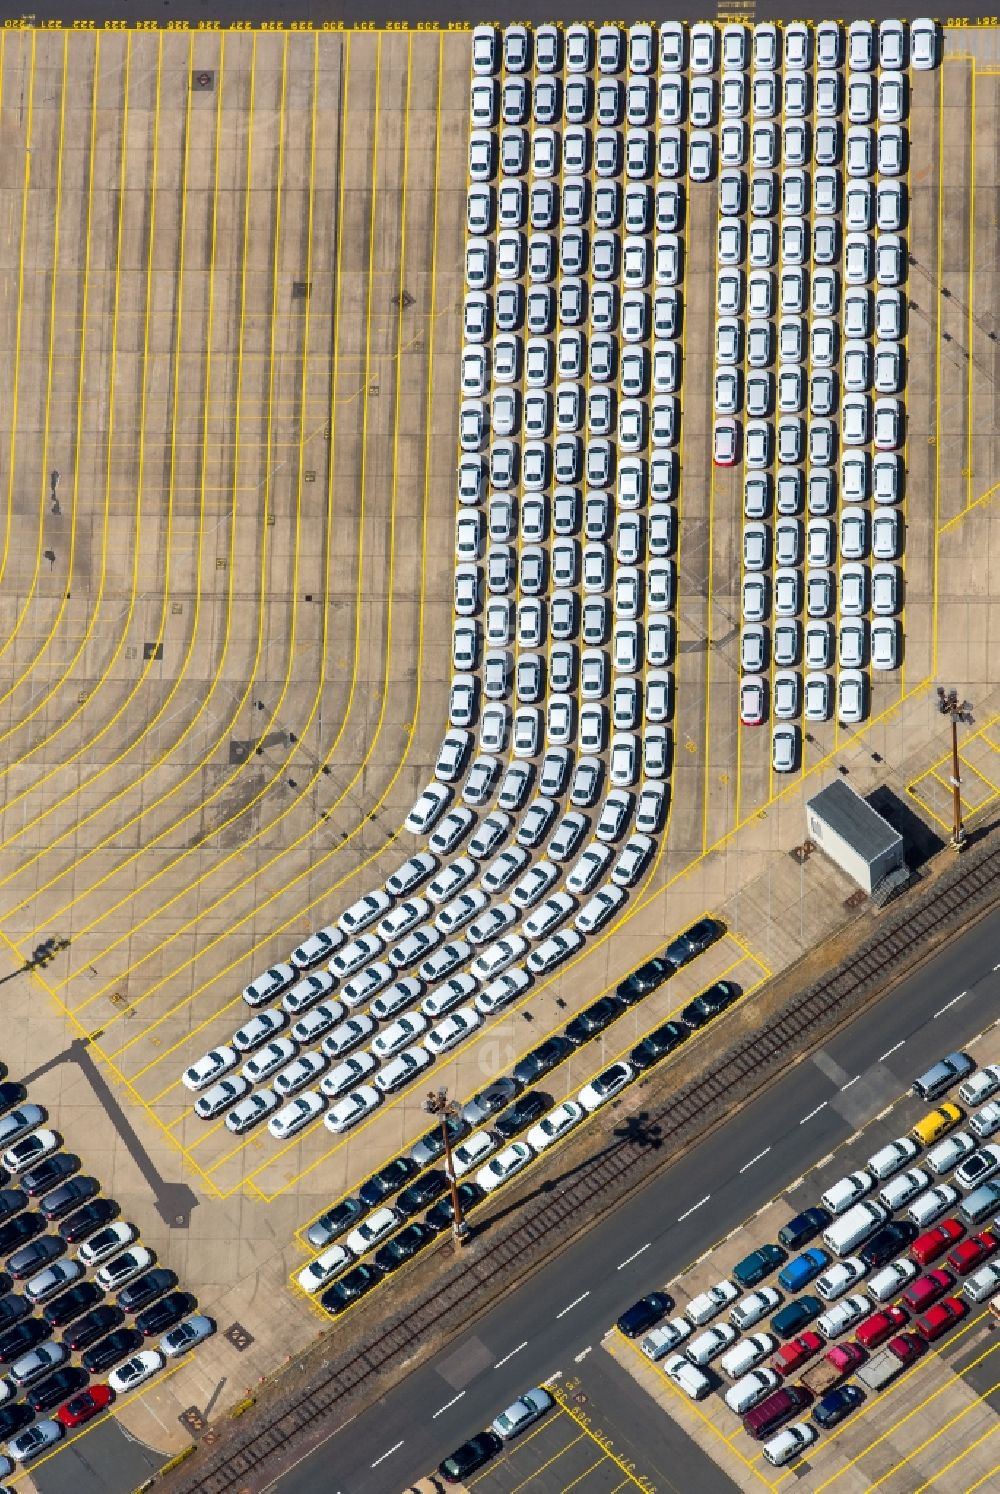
left=911, top=1102, right=963, bottom=1148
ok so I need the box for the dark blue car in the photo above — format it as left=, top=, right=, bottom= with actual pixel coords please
left=732, top=1242, right=787, bottom=1288
left=778, top=1247, right=830, bottom=1294
left=777, top=1206, right=831, bottom=1251
left=814, top=1384, right=865, bottom=1428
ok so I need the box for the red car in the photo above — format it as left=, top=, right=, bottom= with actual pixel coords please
left=947, top=1230, right=999, bottom=1276
left=887, top=1331, right=928, bottom=1364
left=856, top=1305, right=909, bottom=1351
left=916, top=1297, right=967, bottom=1342
left=772, top=1331, right=823, bottom=1377
left=910, top=1220, right=964, bottom=1266
left=903, top=1269, right=953, bottom=1313
left=56, top=1384, right=114, bottom=1428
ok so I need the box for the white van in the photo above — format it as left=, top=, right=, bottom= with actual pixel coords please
left=959, top=1181, right=1000, bottom=1226
left=867, top=1258, right=917, bottom=1303
left=822, top=1199, right=887, bottom=1256
left=820, top=1170, right=873, bottom=1215
left=663, top=1353, right=711, bottom=1400
left=719, top=1332, right=776, bottom=1380
left=724, top=1368, right=781, bottom=1414
left=763, top=1423, right=817, bottom=1466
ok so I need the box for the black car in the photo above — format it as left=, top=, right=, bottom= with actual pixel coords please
left=135, top=1290, right=193, bottom=1338
left=617, top=956, right=672, bottom=1004
left=512, top=1035, right=573, bottom=1086
left=28, top=1365, right=88, bottom=1414
left=777, top=1206, right=832, bottom=1251
left=374, top=1222, right=437, bottom=1273
left=320, top=1263, right=382, bottom=1316
left=21, top=1153, right=79, bottom=1198
left=58, top=1198, right=118, bottom=1244
left=439, top=1430, right=503, bottom=1484
left=0, top=1292, right=28, bottom=1333
left=42, top=1280, right=104, bottom=1329
left=630, top=1020, right=687, bottom=1071
left=395, top=1170, right=448, bottom=1218
left=615, top=1291, right=672, bottom=1338
left=733, top=1243, right=787, bottom=1288
left=0, top=1210, right=43, bottom=1257
left=8, top=1232, right=63, bottom=1279
left=680, top=980, right=741, bottom=1030
left=118, top=1268, right=177, bottom=1315
left=813, top=1384, right=865, bottom=1428
left=493, top=1091, right=548, bottom=1140
left=563, top=995, right=622, bottom=1046
left=40, top=1176, right=98, bottom=1222
left=861, top=1220, right=918, bottom=1270
left=425, top=1182, right=482, bottom=1234
left=0, top=1082, right=26, bottom=1117
left=0, top=1316, right=48, bottom=1363
left=664, top=917, right=724, bottom=968
left=63, top=1303, right=123, bottom=1352
left=462, top=1077, right=520, bottom=1127
left=0, top=1402, right=32, bottom=1440
left=0, top=1190, right=26, bottom=1226
left=305, top=1197, right=366, bottom=1250
left=358, top=1157, right=419, bottom=1210
left=81, top=1327, right=143, bottom=1373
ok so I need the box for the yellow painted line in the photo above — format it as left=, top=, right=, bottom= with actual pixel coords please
left=963, top=1455, right=1000, bottom=1494
left=0, top=30, right=100, bottom=729
left=615, top=1333, right=772, bottom=1488
left=912, top=1421, right=999, bottom=1494
left=0, top=30, right=66, bottom=680
left=932, top=59, right=944, bottom=675
left=938, top=476, right=1000, bottom=535
left=0, top=28, right=35, bottom=604
left=549, top=1386, right=656, bottom=1490
left=967, top=58, right=976, bottom=516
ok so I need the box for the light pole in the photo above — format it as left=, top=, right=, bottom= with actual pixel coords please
left=424, top=1088, right=469, bottom=1246
left=937, top=687, right=974, bottom=851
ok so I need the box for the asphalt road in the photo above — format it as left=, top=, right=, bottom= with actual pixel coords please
left=266, top=895, right=1000, bottom=1492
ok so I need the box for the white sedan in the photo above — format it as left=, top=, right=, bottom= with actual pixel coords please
left=476, top=1141, right=535, bottom=1193
left=526, top=1102, right=585, bottom=1152
left=424, top=1008, right=481, bottom=1056
left=324, top=1085, right=382, bottom=1134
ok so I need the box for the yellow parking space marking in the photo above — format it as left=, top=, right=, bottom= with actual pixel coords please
left=547, top=1386, right=659, bottom=1491
left=908, top=708, right=1000, bottom=828
left=963, top=1455, right=1000, bottom=1494
left=913, top=1422, right=1000, bottom=1494
left=0, top=29, right=34, bottom=602
left=791, top=1316, right=1000, bottom=1492
left=615, top=1334, right=771, bottom=1488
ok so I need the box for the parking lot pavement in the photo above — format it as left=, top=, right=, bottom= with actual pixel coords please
left=603, top=1029, right=1000, bottom=1492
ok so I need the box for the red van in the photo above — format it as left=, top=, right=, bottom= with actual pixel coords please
left=743, top=1385, right=812, bottom=1441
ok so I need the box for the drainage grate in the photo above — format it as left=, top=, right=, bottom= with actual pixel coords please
left=180, top=1407, right=208, bottom=1434
left=192, top=71, right=215, bottom=91
left=225, top=1322, right=254, bottom=1352
left=292, top=281, right=311, bottom=300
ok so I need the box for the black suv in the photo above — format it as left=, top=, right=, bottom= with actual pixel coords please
left=21, top=1153, right=79, bottom=1198
left=680, top=980, right=741, bottom=1029
left=512, top=1035, right=573, bottom=1085
left=395, top=1170, right=448, bottom=1218
left=663, top=917, right=724, bottom=968
left=564, top=995, right=622, bottom=1045
left=59, top=1198, right=118, bottom=1244
left=42, top=1281, right=104, bottom=1329
left=321, top=1263, right=382, bottom=1316
left=39, top=1176, right=97, bottom=1221
left=493, top=1092, right=548, bottom=1139
left=616, top=1292, right=672, bottom=1338
left=0, top=1316, right=48, bottom=1363
left=81, top=1327, right=143, bottom=1373
left=425, top=1182, right=481, bottom=1234
left=630, top=1021, right=687, bottom=1071
left=617, top=956, right=673, bottom=1004
left=29, top=1365, right=88, bottom=1414
left=118, top=1268, right=177, bottom=1315
left=63, top=1304, right=123, bottom=1352
left=358, top=1157, right=419, bottom=1210
left=373, top=1222, right=437, bottom=1274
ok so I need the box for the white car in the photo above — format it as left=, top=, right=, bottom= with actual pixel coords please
left=730, top=1289, right=781, bottom=1333
left=477, top=1141, right=534, bottom=1194
left=908, top=1183, right=960, bottom=1226
left=77, top=1221, right=138, bottom=1267
left=687, top=1281, right=739, bottom=1326
left=346, top=1206, right=401, bottom=1258
left=821, top=1172, right=875, bottom=1217
left=641, top=1318, right=694, bottom=1362
left=816, top=1295, right=869, bottom=1340
left=868, top=1137, right=920, bottom=1180
left=868, top=1259, right=919, bottom=1303
left=687, top=1323, right=738, bottom=1366
left=720, top=1332, right=777, bottom=1380
left=578, top=1062, right=634, bottom=1112
left=324, top=1084, right=381, bottom=1134
left=269, top=1092, right=324, bottom=1140
left=182, top=1048, right=237, bottom=1093
left=663, top=1353, right=711, bottom=1400
left=926, top=1132, right=977, bottom=1176
left=816, top=1258, right=868, bottom=1301
left=526, top=1102, right=585, bottom=1152
left=424, top=1008, right=481, bottom=1057
left=96, top=1246, right=155, bottom=1291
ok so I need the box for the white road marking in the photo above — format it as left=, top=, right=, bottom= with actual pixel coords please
left=574, top=1346, right=593, bottom=1363
left=934, top=991, right=967, bottom=1017
left=840, top=1076, right=860, bottom=1091
left=677, top=1195, right=710, bottom=1222
left=799, top=1102, right=828, bottom=1125
left=556, top=1291, right=591, bottom=1319
left=432, top=1392, right=465, bottom=1420
left=494, top=1342, right=527, bottom=1369
left=879, top=1040, right=905, bottom=1061
left=371, top=1442, right=404, bottom=1468
left=740, top=1147, right=771, bottom=1173
left=617, top=1243, right=651, bottom=1270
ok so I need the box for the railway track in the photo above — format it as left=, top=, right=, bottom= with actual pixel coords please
left=172, top=837, right=1000, bottom=1493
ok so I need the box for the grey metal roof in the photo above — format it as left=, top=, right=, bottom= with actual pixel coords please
left=807, top=780, right=904, bottom=864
